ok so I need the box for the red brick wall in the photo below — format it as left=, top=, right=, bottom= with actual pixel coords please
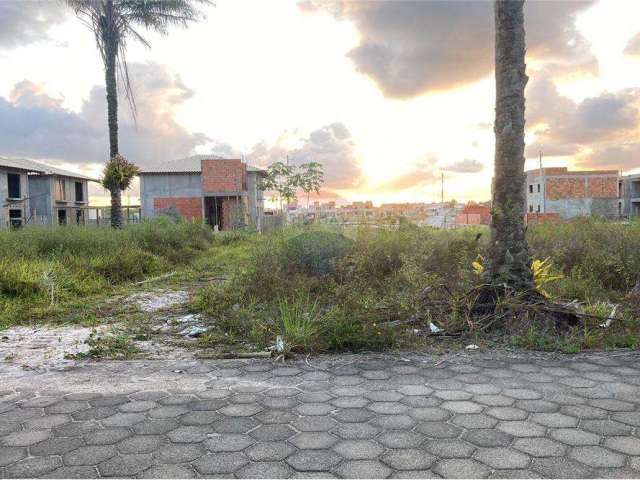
left=456, top=213, right=482, bottom=225
left=587, top=177, right=618, bottom=198
left=545, top=178, right=586, bottom=200
left=153, top=197, right=202, bottom=220
left=202, top=159, right=246, bottom=193
left=545, top=176, right=618, bottom=200
left=526, top=213, right=560, bottom=224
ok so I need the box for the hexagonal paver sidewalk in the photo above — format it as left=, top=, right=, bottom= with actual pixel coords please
left=1, top=350, right=640, bottom=478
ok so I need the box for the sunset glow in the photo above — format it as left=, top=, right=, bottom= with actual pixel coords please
left=1, top=0, right=639, bottom=206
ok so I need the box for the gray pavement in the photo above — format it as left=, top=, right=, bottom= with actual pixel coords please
left=1, top=350, right=640, bottom=478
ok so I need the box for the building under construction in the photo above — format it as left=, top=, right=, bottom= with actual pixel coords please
left=139, top=155, right=266, bottom=230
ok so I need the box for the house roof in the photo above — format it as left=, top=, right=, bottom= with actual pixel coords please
left=0, top=157, right=98, bottom=181
left=139, top=154, right=266, bottom=175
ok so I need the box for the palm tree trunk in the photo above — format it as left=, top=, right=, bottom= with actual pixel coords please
left=110, top=189, right=122, bottom=229
left=103, top=0, right=122, bottom=229
left=486, top=0, right=534, bottom=291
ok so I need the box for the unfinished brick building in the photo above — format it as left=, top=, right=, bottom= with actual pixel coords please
left=525, top=167, right=621, bottom=221
left=140, top=155, right=266, bottom=230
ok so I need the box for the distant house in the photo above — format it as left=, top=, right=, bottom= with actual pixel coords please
left=456, top=202, right=491, bottom=226
left=139, top=155, right=266, bottom=230
left=1, top=157, right=97, bottom=228
left=525, top=167, right=621, bottom=222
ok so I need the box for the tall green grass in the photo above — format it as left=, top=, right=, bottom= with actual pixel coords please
left=0, top=220, right=214, bottom=328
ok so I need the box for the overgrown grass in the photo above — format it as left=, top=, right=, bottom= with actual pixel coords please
left=0, top=220, right=215, bottom=329
left=3, top=217, right=638, bottom=356
left=192, top=219, right=640, bottom=354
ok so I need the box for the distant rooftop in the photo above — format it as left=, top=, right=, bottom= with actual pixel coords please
left=139, top=154, right=266, bottom=174
left=0, top=156, right=97, bottom=181
left=527, top=167, right=618, bottom=177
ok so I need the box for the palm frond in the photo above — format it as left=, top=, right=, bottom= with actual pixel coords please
left=66, top=0, right=210, bottom=125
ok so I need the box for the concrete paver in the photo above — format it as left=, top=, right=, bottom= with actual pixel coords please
left=0, top=350, right=639, bottom=478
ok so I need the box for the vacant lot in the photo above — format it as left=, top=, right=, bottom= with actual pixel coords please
left=191, top=219, right=640, bottom=354
left=1, top=219, right=639, bottom=358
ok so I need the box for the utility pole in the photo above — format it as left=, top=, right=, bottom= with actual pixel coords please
left=441, top=172, right=445, bottom=229
left=539, top=150, right=545, bottom=213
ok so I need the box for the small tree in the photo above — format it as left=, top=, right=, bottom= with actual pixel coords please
left=297, top=162, right=324, bottom=208
left=259, top=161, right=299, bottom=212
left=101, top=154, right=139, bottom=228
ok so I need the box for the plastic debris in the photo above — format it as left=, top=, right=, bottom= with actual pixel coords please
left=465, top=344, right=479, bottom=350
left=429, top=322, right=442, bottom=333
left=179, top=326, right=208, bottom=338
left=599, top=304, right=619, bottom=329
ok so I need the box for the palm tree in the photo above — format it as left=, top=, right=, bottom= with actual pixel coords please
left=486, top=0, right=535, bottom=292
left=68, top=0, right=209, bottom=228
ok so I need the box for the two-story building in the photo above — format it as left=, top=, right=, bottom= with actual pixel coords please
left=620, top=173, right=640, bottom=219
left=525, top=167, right=621, bottom=222
left=1, top=157, right=97, bottom=228
left=0, top=158, right=39, bottom=228
left=139, top=155, right=266, bottom=230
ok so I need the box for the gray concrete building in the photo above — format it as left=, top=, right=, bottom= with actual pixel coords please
left=1, top=158, right=37, bottom=228
left=525, top=167, right=621, bottom=221
left=1, top=157, right=96, bottom=228
left=139, top=155, right=266, bottom=230
left=620, top=173, right=640, bottom=218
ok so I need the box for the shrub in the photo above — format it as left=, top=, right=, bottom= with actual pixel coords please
left=284, top=230, right=352, bottom=276
left=528, top=219, right=640, bottom=299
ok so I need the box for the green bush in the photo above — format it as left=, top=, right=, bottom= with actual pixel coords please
left=284, top=230, right=352, bottom=276
left=528, top=219, right=640, bottom=300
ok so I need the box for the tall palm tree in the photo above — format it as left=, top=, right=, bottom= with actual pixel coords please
left=486, top=0, right=535, bottom=292
left=68, top=0, right=209, bottom=228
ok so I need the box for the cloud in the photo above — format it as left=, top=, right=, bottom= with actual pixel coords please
left=373, top=169, right=439, bottom=193
left=526, top=74, right=640, bottom=158
left=625, top=33, right=640, bottom=56
left=247, top=122, right=363, bottom=190
left=0, top=62, right=209, bottom=166
left=442, top=159, right=484, bottom=174
left=525, top=74, right=640, bottom=171
left=302, top=0, right=595, bottom=98
left=576, top=143, right=640, bottom=172
left=0, top=2, right=67, bottom=49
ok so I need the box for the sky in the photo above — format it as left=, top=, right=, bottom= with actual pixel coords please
left=1, top=0, right=640, bottom=206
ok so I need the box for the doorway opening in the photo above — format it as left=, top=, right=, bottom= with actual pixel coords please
left=57, top=209, right=67, bottom=225
left=205, top=196, right=224, bottom=230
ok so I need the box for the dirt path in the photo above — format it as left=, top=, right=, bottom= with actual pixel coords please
left=0, top=286, right=211, bottom=372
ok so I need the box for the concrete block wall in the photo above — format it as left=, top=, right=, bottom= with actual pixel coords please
left=0, top=168, right=29, bottom=228
left=27, top=176, right=53, bottom=225
left=140, top=173, right=202, bottom=219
